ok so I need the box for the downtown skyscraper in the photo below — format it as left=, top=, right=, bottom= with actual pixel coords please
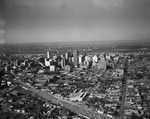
left=73, top=50, right=78, bottom=67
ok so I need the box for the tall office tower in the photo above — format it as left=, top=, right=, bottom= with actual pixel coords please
left=47, top=51, right=51, bottom=59
left=65, top=52, right=70, bottom=65
left=45, top=58, right=49, bottom=66
left=79, top=55, right=82, bottom=64
left=61, top=58, right=66, bottom=69
left=73, top=50, right=79, bottom=67
left=65, top=52, right=70, bottom=60
left=69, top=53, right=73, bottom=63
left=79, top=55, right=85, bottom=64
left=0, top=59, right=1, bottom=68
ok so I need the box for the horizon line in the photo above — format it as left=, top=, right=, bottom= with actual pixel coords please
left=2, top=39, right=150, bottom=45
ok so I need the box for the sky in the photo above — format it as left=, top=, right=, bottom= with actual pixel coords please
left=0, top=0, right=150, bottom=44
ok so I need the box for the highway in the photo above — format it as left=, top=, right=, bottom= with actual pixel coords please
left=119, top=59, right=128, bottom=119
left=12, top=80, right=115, bottom=119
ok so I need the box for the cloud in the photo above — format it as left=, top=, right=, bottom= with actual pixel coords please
left=0, top=30, right=5, bottom=34
left=5, top=0, right=150, bottom=43
left=0, top=39, right=6, bottom=44
left=0, top=19, right=5, bottom=26
left=92, top=0, right=124, bottom=9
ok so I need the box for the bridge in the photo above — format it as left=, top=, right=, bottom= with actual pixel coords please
left=12, top=80, right=115, bottom=119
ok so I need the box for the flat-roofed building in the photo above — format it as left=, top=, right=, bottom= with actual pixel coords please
left=73, top=50, right=79, bottom=67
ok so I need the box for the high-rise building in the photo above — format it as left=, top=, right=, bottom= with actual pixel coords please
left=79, top=55, right=85, bottom=64
left=65, top=52, right=70, bottom=60
left=45, top=59, right=53, bottom=67
left=92, top=55, right=99, bottom=62
left=47, top=51, right=51, bottom=59
left=53, top=55, right=57, bottom=61
left=85, top=56, right=92, bottom=62
left=65, top=52, right=71, bottom=65
left=73, top=50, right=79, bottom=67
left=0, top=59, right=1, bottom=68
left=45, top=58, right=50, bottom=66
left=61, top=58, right=66, bottom=69
left=79, top=55, right=83, bottom=64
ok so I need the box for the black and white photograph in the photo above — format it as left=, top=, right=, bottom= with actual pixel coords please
left=0, top=0, right=150, bottom=119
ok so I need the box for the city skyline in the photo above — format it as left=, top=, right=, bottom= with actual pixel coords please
left=0, top=0, right=150, bottom=44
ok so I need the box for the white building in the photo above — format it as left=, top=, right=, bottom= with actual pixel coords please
left=79, top=55, right=84, bottom=64
left=45, top=58, right=50, bottom=66
left=106, top=54, right=111, bottom=60
left=50, top=65, right=56, bottom=71
left=69, top=90, right=87, bottom=102
left=92, top=55, right=98, bottom=62
left=47, top=51, right=51, bottom=59
left=85, top=56, right=92, bottom=62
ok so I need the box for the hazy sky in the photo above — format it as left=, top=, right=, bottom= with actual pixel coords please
left=0, top=0, right=150, bottom=43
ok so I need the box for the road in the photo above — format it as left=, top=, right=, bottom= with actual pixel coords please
left=12, top=80, right=115, bottom=119
left=119, top=59, right=128, bottom=119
